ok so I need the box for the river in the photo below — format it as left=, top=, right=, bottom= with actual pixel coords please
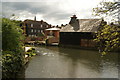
left=19, top=46, right=119, bottom=78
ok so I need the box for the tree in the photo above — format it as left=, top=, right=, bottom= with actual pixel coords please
left=93, top=0, right=120, bottom=55
left=2, top=18, right=24, bottom=78
left=94, top=24, right=120, bottom=55
left=93, top=1, right=120, bottom=23
left=2, top=18, right=23, bottom=51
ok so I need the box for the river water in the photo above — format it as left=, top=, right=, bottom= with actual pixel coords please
left=21, top=46, right=119, bottom=78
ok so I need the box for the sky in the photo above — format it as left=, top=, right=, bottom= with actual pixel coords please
left=2, top=0, right=114, bottom=26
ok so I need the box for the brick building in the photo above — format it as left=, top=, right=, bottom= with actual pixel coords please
left=22, top=16, right=53, bottom=41
left=45, top=27, right=60, bottom=45
left=60, top=15, right=107, bottom=48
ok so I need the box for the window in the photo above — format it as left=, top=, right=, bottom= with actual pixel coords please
left=49, top=31, right=54, bottom=36
left=29, top=35, right=31, bottom=37
left=41, top=25, right=43, bottom=28
left=41, top=30, right=43, bottom=33
left=31, top=29, right=33, bottom=33
left=38, top=30, right=41, bottom=32
left=31, top=35, right=34, bottom=37
left=31, top=24, right=33, bottom=27
left=34, top=29, right=36, bottom=32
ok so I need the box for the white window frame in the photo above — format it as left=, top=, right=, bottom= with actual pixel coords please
left=34, top=29, right=36, bottom=32
left=31, top=29, right=33, bottom=33
left=31, top=24, right=33, bottom=27
left=38, top=30, right=40, bottom=32
left=41, top=25, right=43, bottom=28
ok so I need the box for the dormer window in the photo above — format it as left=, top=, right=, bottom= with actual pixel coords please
left=31, top=24, right=33, bottom=27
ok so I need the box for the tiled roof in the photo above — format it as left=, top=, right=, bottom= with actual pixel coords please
left=60, top=19, right=102, bottom=32
left=60, top=24, right=75, bottom=32
left=78, top=19, right=102, bottom=32
left=23, top=20, right=49, bottom=28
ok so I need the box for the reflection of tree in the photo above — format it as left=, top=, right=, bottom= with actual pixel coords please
left=16, top=62, right=30, bottom=79
left=58, top=47, right=118, bottom=77
left=16, top=67, right=25, bottom=79
left=68, top=57, right=78, bottom=77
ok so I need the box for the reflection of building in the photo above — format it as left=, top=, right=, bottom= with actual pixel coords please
left=60, top=15, right=107, bottom=48
left=21, top=16, right=53, bottom=41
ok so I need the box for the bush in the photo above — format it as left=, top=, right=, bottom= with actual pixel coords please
left=2, top=51, right=24, bottom=78
left=26, top=47, right=36, bottom=57
left=2, top=18, right=24, bottom=78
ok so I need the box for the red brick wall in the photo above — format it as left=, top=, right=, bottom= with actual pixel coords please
left=80, top=39, right=96, bottom=47
left=45, top=30, right=59, bottom=38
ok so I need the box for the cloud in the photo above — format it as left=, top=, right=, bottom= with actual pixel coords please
left=2, top=0, right=58, bottom=2
left=2, top=2, right=72, bottom=25
left=2, top=0, right=102, bottom=25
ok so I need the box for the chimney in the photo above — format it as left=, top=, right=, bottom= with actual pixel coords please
left=69, top=15, right=77, bottom=24
left=34, top=16, right=36, bottom=21
left=69, top=15, right=79, bottom=31
left=49, top=24, right=51, bottom=27
left=40, top=20, right=44, bottom=24
left=61, top=24, right=64, bottom=26
left=56, top=25, right=58, bottom=27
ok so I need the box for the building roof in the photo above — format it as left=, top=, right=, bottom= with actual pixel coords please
left=45, top=27, right=60, bottom=31
left=60, top=18, right=102, bottom=32
left=23, top=19, right=50, bottom=28
left=60, top=24, right=75, bottom=32
left=78, top=19, right=102, bottom=32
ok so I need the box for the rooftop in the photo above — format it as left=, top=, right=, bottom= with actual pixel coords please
left=60, top=15, right=103, bottom=32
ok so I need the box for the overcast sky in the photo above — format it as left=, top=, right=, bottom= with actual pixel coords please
left=2, top=0, right=106, bottom=26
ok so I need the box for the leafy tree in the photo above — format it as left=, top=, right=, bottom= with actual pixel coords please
left=94, top=24, right=120, bottom=55
left=2, top=18, right=24, bottom=78
left=93, top=1, right=120, bottom=23
left=93, top=1, right=120, bottom=54
left=2, top=18, right=23, bottom=51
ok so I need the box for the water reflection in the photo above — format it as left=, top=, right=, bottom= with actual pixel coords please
left=20, top=46, right=119, bottom=78
left=58, top=47, right=118, bottom=78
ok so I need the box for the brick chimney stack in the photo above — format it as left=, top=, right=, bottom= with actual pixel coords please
left=34, top=16, right=36, bottom=21
left=69, top=15, right=79, bottom=31
left=69, top=15, right=77, bottom=24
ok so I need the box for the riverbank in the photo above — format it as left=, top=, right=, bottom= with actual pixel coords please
left=16, top=45, right=37, bottom=78
left=24, top=45, right=37, bottom=65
